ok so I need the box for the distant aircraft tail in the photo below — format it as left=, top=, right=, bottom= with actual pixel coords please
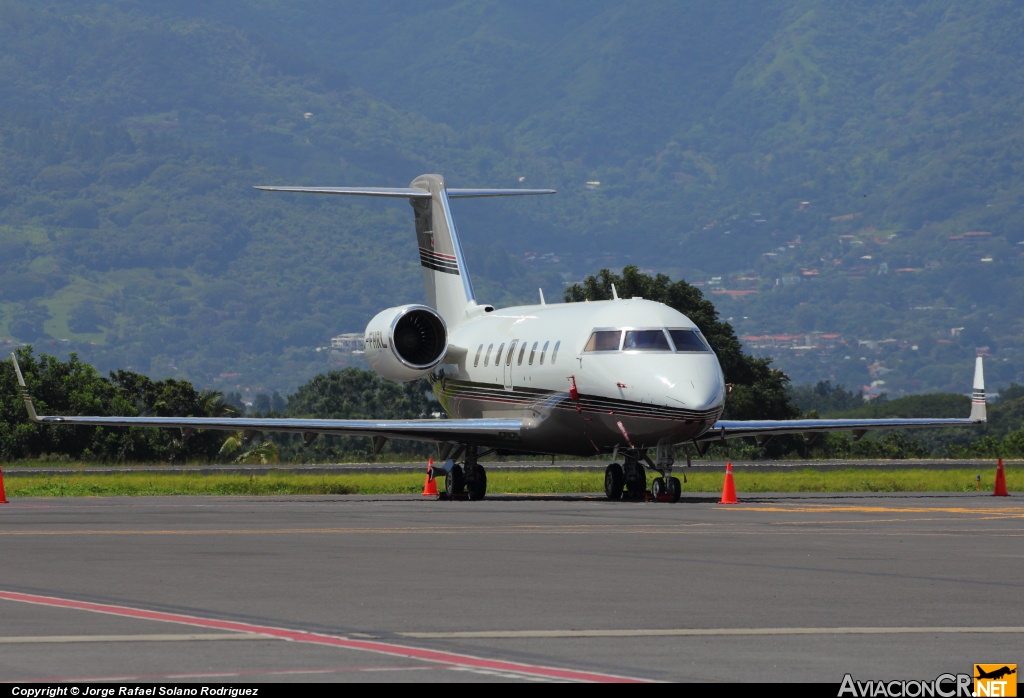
left=255, top=175, right=554, bottom=327
left=970, top=356, right=986, bottom=422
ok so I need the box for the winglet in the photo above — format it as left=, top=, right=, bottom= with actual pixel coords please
left=10, top=353, right=41, bottom=423
left=970, top=356, right=986, bottom=422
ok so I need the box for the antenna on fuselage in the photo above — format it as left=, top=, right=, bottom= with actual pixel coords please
left=539, top=288, right=546, bottom=305
left=611, top=284, right=619, bottom=300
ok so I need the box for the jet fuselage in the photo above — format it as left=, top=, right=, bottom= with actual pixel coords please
left=431, top=298, right=726, bottom=456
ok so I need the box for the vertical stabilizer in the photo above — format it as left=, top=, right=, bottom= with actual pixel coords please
left=409, top=174, right=476, bottom=326
left=254, top=175, right=554, bottom=327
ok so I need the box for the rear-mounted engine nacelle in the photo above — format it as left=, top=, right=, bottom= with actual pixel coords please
left=364, top=305, right=448, bottom=382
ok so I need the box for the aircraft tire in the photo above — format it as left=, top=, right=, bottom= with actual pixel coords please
left=467, top=464, right=487, bottom=500
left=446, top=464, right=465, bottom=497
left=651, top=477, right=666, bottom=498
left=625, top=464, right=646, bottom=499
left=668, top=477, right=682, bottom=502
left=604, top=463, right=624, bottom=500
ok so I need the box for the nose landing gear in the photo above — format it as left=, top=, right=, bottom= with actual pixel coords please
left=648, top=439, right=682, bottom=502
left=604, top=440, right=682, bottom=502
left=650, top=475, right=682, bottom=502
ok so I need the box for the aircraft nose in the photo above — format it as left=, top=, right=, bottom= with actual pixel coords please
left=659, top=356, right=724, bottom=412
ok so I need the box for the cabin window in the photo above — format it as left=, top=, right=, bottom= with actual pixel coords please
left=623, top=329, right=671, bottom=352
left=494, top=343, right=504, bottom=366
left=518, top=342, right=528, bottom=365
left=669, top=328, right=711, bottom=353
left=540, top=341, right=549, bottom=365
left=483, top=343, right=493, bottom=367
left=529, top=341, right=538, bottom=365
left=584, top=330, right=622, bottom=352
left=474, top=344, right=483, bottom=367
left=552, top=340, right=561, bottom=363
left=505, top=340, right=517, bottom=367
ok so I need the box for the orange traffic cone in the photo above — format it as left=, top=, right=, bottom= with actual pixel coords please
left=993, top=458, right=1009, bottom=497
left=718, top=462, right=738, bottom=504
left=421, top=458, right=439, bottom=497
left=0, top=466, right=8, bottom=504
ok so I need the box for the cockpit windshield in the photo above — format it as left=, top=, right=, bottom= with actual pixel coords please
left=623, top=329, right=670, bottom=351
left=584, top=330, right=621, bottom=352
left=584, top=327, right=712, bottom=353
left=668, top=328, right=711, bottom=353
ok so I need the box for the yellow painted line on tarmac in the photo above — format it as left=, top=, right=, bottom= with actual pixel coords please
left=400, top=626, right=1024, bottom=639
left=719, top=505, right=1024, bottom=515
left=0, top=633, right=270, bottom=644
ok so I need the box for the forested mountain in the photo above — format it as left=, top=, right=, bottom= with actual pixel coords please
left=1, top=1, right=1022, bottom=400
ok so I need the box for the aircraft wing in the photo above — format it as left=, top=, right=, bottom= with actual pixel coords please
left=698, top=357, right=987, bottom=443
left=701, top=416, right=983, bottom=444
left=11, top=355, right=521, bottom=445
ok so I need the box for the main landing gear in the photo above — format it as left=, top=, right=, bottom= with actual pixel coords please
left=442, top=445, right=487, bottom=501
left=604, top=440, right=682, bottom=503
left=603, top=451, right=646, bottom=500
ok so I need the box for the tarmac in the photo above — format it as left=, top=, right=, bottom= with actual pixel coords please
left=0, top=491, right=1021, bottom=683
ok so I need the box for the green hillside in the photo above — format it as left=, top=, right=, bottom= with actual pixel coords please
left=0, top=0, right=1022, bottom=400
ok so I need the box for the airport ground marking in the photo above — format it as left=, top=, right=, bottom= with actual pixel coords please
left=399, top=626, right=1024, bottom=639
left=2, top=521, right=1022, bottom=537
left=12, top=666, right=448, bottom=683
left=720, top=505, right=1024, bottom=515
left=0, top=633, right=269, bottom=643
left=0, top=590, right=645, bottom=683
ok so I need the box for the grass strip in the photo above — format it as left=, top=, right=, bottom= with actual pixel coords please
left=2, top=468, right=1020, bottom=497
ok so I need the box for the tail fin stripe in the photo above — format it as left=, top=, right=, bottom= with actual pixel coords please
left=420, top=260, right=461, bottom=275
left=419, top=250, right=460, bottom=274
left=420, top=249, right=457, bottom=261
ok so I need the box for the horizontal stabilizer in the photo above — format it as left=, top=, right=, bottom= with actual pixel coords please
left=254, top=186, right=556, bottom=199
left=253, top=186, right=431, bottom=198
left=447, top=188, right=556, bottom=198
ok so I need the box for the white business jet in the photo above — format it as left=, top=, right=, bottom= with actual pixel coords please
left=12, top=174, right=987, bottom=501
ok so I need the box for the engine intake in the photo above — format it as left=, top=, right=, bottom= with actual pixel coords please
left=364, top=305, right=448, bottom=382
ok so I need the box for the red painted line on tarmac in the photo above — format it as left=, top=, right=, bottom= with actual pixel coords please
left=14, top=665, right=446, bottom=683
left=0, top=590, right=644, bottom=683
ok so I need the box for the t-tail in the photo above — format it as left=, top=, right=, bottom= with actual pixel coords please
left=255, top=174, right=554, bottom=327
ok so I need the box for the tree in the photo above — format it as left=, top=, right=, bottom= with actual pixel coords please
left=564, top=266, right=800, bottom=423
left=789, top=380, right=864, bottom=415
left=0, top=348, right=238, bottom=462
left=199, top=389, right=242, bottom=419
left=279, top=368, right=441, bottom=460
